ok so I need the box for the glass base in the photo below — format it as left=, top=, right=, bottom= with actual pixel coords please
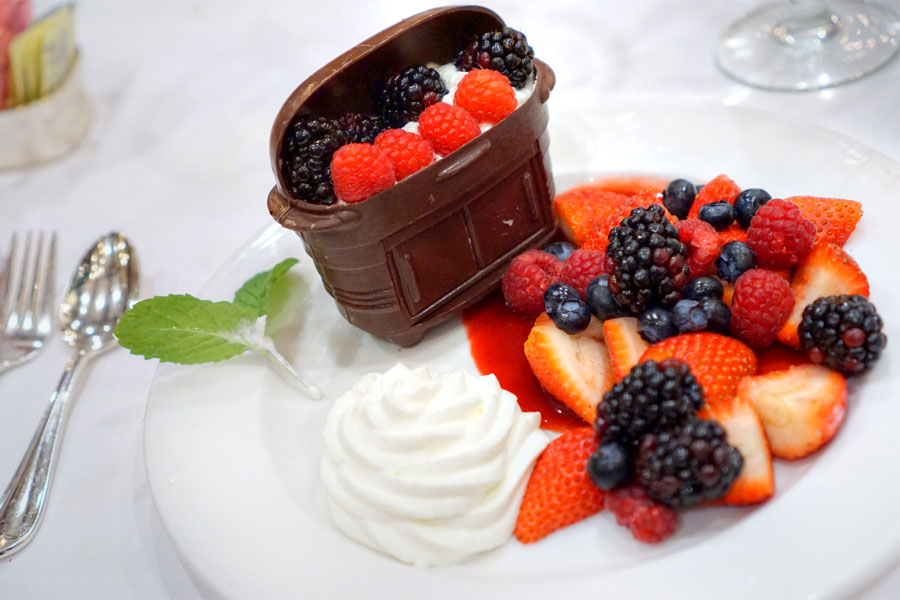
left=715, top=0, right=900, bottom=91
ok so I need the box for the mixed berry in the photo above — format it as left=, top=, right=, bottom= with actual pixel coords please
left=499, top=173, right=886, bottom=545
left=279, top=27, right=536, bottom=205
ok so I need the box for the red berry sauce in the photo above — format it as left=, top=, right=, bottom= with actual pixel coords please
left=462, top=292, right=585, bottom=432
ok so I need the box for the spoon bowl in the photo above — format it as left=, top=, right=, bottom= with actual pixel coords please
left=59, top=232, right=139, bottom=351
left=0, top=232, right=139, bottom=557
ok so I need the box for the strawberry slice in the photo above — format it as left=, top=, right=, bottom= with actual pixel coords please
left=718, top=222, right=747, bottom=245
left=756, top=343, right=811, bottom=374
left=602, top=317, right=649, bottom=381
left=736, top=364, right=847, bottom=460
left=581, top=192, right=677, bottom=253
left=554, top=187, right=630, bottom=245
left=699, top=396, right=774, bottom=505
left=640, top=332, right=757, bottom=407
left=524, top=313, right=614, bottom=424
left=687, top=174, right=741, bottom=219
left=786, top=196, right=863, bottom=247
left=586, top=174, right=669, bottom=197
left=777, top=243, right=870, bottom=348
left=514, top=427, right=606, bottom=543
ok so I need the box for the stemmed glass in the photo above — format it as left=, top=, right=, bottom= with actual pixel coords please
left=715, top=0, right=900, bottom=90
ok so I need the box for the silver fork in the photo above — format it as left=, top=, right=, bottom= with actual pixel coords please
left=0, top=232, right=57, bottom=375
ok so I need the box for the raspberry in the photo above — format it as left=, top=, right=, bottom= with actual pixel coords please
left=373, top=129, right=435, bottom=180
left=559, top=249, right=607, bottom=298
left=746, top=199, right=816, bottom=269
left=687, top=174, right=741, bottom=219
left=501, top=250, right=564, bottom=315
left=729, top=269, right=794, bottom=348
left=418, top=103, right=481, bottom=156
left=453, top=69, right=517, bottom=124
left=674, top=220, right=721, bottom=277
left=606, top=485, right=678, bottom=543
left=329, top=143, right=396, bottom=203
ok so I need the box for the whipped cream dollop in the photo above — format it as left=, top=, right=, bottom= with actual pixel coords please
left=320, top=363, right=549, bottom=566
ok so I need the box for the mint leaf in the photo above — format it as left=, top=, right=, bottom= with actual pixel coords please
left=114, top=294, right=259, bottom=364
left=233, top=258, right=299, bottom=318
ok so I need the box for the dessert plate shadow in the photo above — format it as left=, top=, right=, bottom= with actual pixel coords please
left=144, top=98, right=900, bottom=599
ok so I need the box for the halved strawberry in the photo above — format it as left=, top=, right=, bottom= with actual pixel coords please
left=786, top=196, right=863, bottom=247
left=554, top=187, right=630, bottom=245
left=514, top=427, right=606, bottom=543
left=581, top=192, right=677, bottom=253
left=586, top=174, right=669, bottom=197
left=699, top=396, right=774, bottom=505
left=640, top=332, right=757, bottom=407
left=524, top=314, right=614, bottom=424
left=602, top=317, right=649, bottom=381
left=718, top=222, right=747, bottom=245
left=756, top=343, right=811, bottom=374
left=777, top=243, right=870, bottom=347
left=736, top=364, right=847, bottom=460
left=687, top=174, right=741, bottom=219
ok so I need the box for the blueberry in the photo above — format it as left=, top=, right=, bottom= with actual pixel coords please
left=734, top=188, right=772, bottom=229
left=637, top=306, right=678, bottom=343
left=682, top=276, right=724, bottom=301
left=716, top=241, right=757, bottom=283
left=550, top=297, right=591, bottom=334
left=585, top=275, right=627, bottom=320
left=698, top=201, right=735, bottom=231
left=673, top=299, right=709, bottom=333
left=544, top=282, right=580, bottom=316
left=587, top=442, right=632, bottom=490
left=701, top=298, right=731, bottom=333
left=663, top=178, right=696, bottom=220
left=543, top=240, right=576, bottom=262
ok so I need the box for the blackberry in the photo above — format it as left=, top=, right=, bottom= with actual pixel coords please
left=596, top=359, right=704, bottom=447
left=636, top=417, right=743, bottom=507
left=605, top=205, right=690, bottom=314
left=379, top=65, right=447, bottom=128
left=455, top=27, right=535, bottom=89
left=799, top=294, right=887, bottom=375
left=279, top=114, right=347, bottom=205
left=338, top=112, right=387, bottom=144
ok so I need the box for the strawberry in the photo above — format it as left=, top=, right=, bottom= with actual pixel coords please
left=602, top=317, right=649, bottom=381
left=687, top=174, right=741, bottom=219
left=756, top=343, right=811, bottom=374
left=736, top=364, right=847, bottom=459
left=640, top=332, right=757, bottom=407
left=777, top=243, right=870, bottom=348
left=581, top=192, right=677, bottom=253
left=721, top=280, right=734, bottom=306
left=553, top=187, right=630, bottom=246
left=699, top=396, right=774, bottom=505
left=514, top=427, right=606, bottom=543
left=786, top=196, right=863, bottom=247
left=584, top=174, right=669, bottom=197
left=718, top=222, right=747, bottom=245
left=524, top=313, right=614, bottom=424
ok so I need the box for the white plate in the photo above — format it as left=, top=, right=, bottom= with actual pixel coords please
left=144, top=99, right=900, bottom=599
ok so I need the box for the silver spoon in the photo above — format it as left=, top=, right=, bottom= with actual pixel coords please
left=0, top=232, right=139, bottom=557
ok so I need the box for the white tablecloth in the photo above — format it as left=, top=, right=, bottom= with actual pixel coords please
left=1, top=0, right=898, bottom=597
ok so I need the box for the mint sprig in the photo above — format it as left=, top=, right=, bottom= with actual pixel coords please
left=113, top=258, right=321, bottom=399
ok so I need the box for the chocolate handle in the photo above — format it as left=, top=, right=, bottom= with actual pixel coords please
left=535, top=59, right=555, bottom=104
left=267, top=187, right=362, bottom=232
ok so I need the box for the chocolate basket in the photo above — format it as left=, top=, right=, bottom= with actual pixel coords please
left=267, top=6, right=556, bottom=347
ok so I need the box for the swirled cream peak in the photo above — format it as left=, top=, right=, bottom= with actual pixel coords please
left=321, top=363, right=548, bottom=566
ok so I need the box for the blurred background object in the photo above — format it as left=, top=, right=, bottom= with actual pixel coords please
left=715, top=0, right=900, bottom=90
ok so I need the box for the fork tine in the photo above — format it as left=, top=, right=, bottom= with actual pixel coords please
left=35, top=233, right=57, bottom=335
left=11, top=232, right=35, bottom=331
left=26, top=232, right=47, bottom=328
left=1, top=233, right=18, bottom=327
